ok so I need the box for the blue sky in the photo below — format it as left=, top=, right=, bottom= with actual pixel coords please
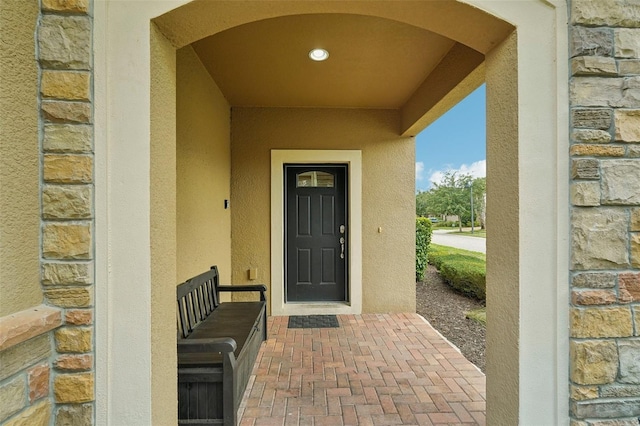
left=415, top=84, right=486, bottom=191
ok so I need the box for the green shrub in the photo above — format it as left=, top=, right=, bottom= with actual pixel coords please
left=432, top=221, right=457, bottom=228
left=415, top=217, right=433, bottom=281
left=462, top=220, right=481, bottom=227
left=428, top=244, right=486, bottom=300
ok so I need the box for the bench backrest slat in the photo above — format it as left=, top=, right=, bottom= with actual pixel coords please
left=177, top=266, right=221, bottom=339
left=177, top=298, right=189, bottom=338
left=196, top=286, right=206, bottom=321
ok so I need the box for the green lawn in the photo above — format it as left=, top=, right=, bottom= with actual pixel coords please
left=429, top=244, right=486, bottom=261
left=446, top=229, right=486, bottom=238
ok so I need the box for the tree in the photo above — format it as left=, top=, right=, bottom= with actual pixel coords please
left=472, top=177, right=486, bottom=230
left=416, top=190, right=433, bottom=217
left=416, top=172, right=486, bottom=232
left=429, top=172, right=472, bottom=231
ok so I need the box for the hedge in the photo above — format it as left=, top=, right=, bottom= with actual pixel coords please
left=415, top=217, right=433, bottom=281
left=428, top=244, right=486, bottom=300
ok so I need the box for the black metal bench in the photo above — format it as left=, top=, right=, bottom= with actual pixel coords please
left=177, top=266, right=267, bottom=426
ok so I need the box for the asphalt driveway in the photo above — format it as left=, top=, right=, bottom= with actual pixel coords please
left=431, top=229, right=486, bottom=254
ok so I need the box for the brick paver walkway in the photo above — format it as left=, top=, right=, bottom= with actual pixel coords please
left=239, top=313, right=485, bottom=425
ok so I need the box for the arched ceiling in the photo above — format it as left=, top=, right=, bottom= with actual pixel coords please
left=156, top=2, right=513, bottom=134
left=192, top=14, right=458, bottom=109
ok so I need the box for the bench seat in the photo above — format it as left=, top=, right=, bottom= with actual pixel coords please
left=178, top=301, right=266, bottom=367
left=177, top=267, right=267, bottom=426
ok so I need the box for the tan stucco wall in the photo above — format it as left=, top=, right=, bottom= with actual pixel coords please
left=150, top=24, right=177, bottom=425
left=231, top=108, right=415, bottom=314
left=485, top=32, right=519, bottom=425
left=0, top=0, right=42, bottom=316
left=176, top=46, right=231, bottom=284
left=101, top=1, right=566, bottom=424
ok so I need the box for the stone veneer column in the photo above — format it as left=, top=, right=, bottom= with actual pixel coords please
left=569, top=0, right=640, bottom=424
left=38, top=0, right=95, bottom=424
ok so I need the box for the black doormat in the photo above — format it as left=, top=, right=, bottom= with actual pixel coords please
left=288, top=315, right=339, bottom=329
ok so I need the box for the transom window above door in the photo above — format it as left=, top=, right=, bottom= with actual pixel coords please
left=296, top=171, right=335, bottom=188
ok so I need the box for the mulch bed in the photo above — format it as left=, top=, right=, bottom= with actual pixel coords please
left=416, top=265, right=486, bottom=372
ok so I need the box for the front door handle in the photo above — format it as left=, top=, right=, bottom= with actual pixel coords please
left=340, top=237, right=345, bottom=259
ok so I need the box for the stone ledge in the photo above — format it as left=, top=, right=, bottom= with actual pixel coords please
left=0, top=305, right=62, bottom=351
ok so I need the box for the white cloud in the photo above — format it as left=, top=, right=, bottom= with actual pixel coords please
left=415, top=162, right=424, bottom=182
left=428, top=169, right=446, bottom=186
left=428, top=159, right=486, bottom=186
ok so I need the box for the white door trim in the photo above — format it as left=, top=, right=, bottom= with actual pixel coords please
left=271, top=150, right=362, bottom=316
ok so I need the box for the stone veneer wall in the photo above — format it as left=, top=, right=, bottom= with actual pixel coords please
left=38, top=0, right=96, bottom=421
left=0, top=0, right=95, bottom=425
left=569, top=0, right=640, bottom=424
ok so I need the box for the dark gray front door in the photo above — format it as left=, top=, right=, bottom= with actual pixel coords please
left=285, top=164, right=348, bottom=302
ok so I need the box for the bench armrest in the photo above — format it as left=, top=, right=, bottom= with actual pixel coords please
left=218, top=284, right=267, bottom=301
left=178, top=337, right=237, bottom=354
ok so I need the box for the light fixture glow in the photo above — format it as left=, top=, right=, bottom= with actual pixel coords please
left=309, top=48, right=329, bottom=61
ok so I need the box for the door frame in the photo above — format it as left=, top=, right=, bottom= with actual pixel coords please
left=271, top=150, right=362, bottom=316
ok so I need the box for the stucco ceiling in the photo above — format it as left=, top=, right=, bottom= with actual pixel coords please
left=192, top=13, right=476, bottom=110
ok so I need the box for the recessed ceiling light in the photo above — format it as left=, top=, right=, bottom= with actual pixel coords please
left=309, top=48, right=329, bottom=62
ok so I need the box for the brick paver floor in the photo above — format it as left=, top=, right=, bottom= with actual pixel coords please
left=239, top=313, right=485, bottom=426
